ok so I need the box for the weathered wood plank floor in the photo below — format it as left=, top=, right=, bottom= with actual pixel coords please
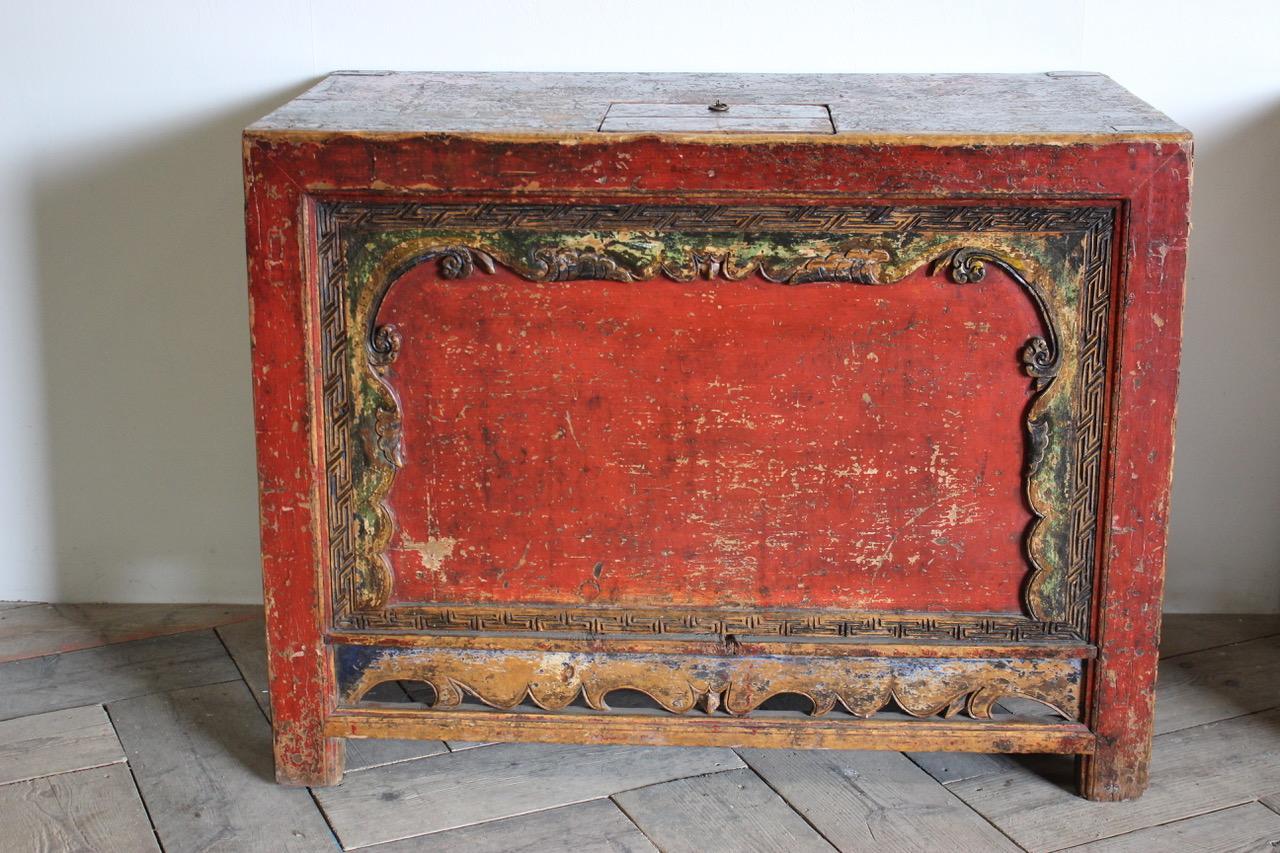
left=0, top=603, right=1278, bottom=852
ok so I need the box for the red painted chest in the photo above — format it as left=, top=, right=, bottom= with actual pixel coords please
left=243, top=72, right=1190, bottom=799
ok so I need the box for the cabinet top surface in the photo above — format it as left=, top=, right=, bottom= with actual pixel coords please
left=247, top=71, right=1187, bottom=142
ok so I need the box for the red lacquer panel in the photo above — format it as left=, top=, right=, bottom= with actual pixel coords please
left=378, top=263, right=1041, bottom=613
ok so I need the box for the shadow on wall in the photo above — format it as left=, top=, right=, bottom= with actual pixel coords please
left=1166, top=98, right=1280, bottom=613
left=22, top=78, right=1280, bottom=610
left=30, top=82, right=317, bottom=604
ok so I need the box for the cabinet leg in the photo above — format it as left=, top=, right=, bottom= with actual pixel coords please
left=274, top=729, right=345, bottom=787
left=1076, top=740, right=1151, bottom=801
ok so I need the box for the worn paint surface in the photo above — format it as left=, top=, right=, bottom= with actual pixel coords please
left=337, top=645, right=1081, bottom=721
left=243, top=72, right=1189, bottom=796
left=328, top=711, right=1097, bottom=756
left=377, top=262, right=1037, bottom=612
left=247, top=71, right=1187, bottom=140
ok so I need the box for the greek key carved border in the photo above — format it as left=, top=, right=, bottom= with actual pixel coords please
left=313, top=201, right=1115, bottom=643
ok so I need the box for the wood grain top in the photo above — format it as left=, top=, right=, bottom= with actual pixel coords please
left=247, top=71, right=1188, bottom=142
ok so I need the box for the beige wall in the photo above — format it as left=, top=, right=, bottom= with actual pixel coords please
left=0, top=0, right=1275, bottom=611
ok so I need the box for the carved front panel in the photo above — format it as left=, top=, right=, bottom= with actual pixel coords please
left=315, top=201, right=1113, bottom=721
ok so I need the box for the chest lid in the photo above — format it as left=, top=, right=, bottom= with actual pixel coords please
left=247, top=70, right=1187, bottom=144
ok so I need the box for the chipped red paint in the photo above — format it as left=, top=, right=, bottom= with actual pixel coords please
left=244, top=143, right=341, bottom=786
left=1078, top=146, right=1191, bottom=800
left=246, top=113, right=1189, bottom=795
left=381, top=264, right=1034, bottom=613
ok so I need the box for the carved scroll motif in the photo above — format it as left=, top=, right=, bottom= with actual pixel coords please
left=929, top=247, right=1067, bottom=621
left=342, top=648, right=1082, bottom=721
left=932, top=247, right=1061, bottom=390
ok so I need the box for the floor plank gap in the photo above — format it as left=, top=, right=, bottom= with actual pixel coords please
left=608, top=763, right=761, bottom=799
left=0, top=603, right=261, bottom=664
left=312, top=743, right=744, bottom=848
left=1160, top=613, right=1280, bottom=658
left=609, top=794, right=664, bottom=852
left=303, top=784, right=347, bottom=851
left=611, top=796, right=672, bottom=852
left=0, top=704, right=126, bottom=786
left=1155, top=634, right=1280, bottom=734
left=103, top=702, right=167, bottom=852
left=212, top=621, right=272, bottom=724
left=742, top=747, right=1022, bottom=851
left=359, top=799, right=657, bottom=852
left=1052, top=800, right=1280, bottom=851
left=1159, top=631, right=1280, bottom=661
left=614, top=765, right=836, bottom=852
left=110, top=680, right=337, bottom=852
left=738, top=754, right=848, bottom=851
left=0, top=764, right=161, bottom=851
left=0, top=630, right=245, bottom=722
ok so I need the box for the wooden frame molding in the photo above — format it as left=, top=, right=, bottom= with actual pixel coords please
left=326, top=709, right=1097, bottom=755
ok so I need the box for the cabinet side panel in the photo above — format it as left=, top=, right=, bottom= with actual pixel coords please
left=1080, top=143, right=1192, bottom=800
left=243, top=139, right=343, bottom=785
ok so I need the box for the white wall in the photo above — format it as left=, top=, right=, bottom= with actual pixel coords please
left=1, top=0, right=1276, bottom=611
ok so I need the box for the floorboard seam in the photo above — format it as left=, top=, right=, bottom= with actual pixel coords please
left=90, top=676, right=252, bottom=711
left=734, top=751, right=840, bottom=851
left=904, top=752, right=1033, bottom=852
left=0, top=756, right=128, bottom=790
left=1041, top=801, right=1269, bottom=853
left=900, top=750, right=984, bottom=787
left=1159, top=630, right=1280, bottom=661
left=610, top=794, right=668, bottom=852
left=603, top=795, right=660, bottom=851
left=443, top=741, right=499, bottom=753
left=1155, top=702, right=1280, bottom=737
left=970, top=806, right=1032, bottom=852
left=339, top=740, right=461, bottom=777
left=303, top=784, right=348, bottom=851
left=212, top=626, right=273, bottom=725
left=102, top=702, right=168, bottom=853
left=0, top=614, right=262, bottom=665
left=1259, top=796, right=1280, bottom=817
left=334, top=799, right=614, bottom=850
left=606, top=764, right=747, bottom=799
left=896, top=747, right=1034, bottom=845
left=0, top=673, right=247, bottom=728
left=1060, top=798, right=1256, bottom=851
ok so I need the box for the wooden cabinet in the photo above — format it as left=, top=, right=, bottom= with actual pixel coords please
left=243, top=72, right=1190, bottom=800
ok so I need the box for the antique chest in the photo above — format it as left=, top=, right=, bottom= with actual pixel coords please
left=243, top=72, right=1190, bottom=800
